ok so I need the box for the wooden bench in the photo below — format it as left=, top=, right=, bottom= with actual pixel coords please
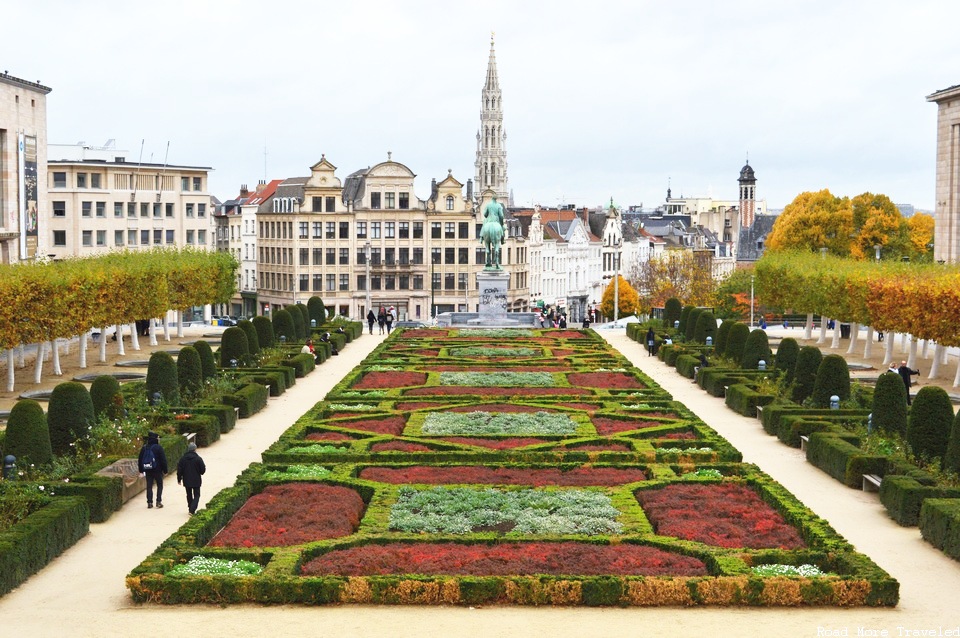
left=862, top=473, right=882, bottom=493
left=800, top=435, right=809, bottom=452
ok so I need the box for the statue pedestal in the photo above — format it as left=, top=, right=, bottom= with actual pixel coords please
left=476, top=270, right=510, bottom=325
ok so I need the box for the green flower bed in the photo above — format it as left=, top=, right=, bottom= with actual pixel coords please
left=439, top=372, right=555, bottom=387
left=421, top=411, right=577, bottom=436
left=449, top=347, right=539, bottom=357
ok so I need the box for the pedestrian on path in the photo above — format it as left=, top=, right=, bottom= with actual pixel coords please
left=645, top=327, right=656, bottom=356
left=137, top=431, right=168, bottom=509
left=366, top=310, right=376, bottom=334
left=176, top=442, right=206, bottom=515
left=897, top=361, right=920, bottom=405
left=377, top=307, right=386, bottom=334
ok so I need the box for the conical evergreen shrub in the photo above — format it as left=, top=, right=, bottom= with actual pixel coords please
left=272, top=309, right=296, bottom=343
left=177, top=346, right=203, bottom=397
left=4, top=399, right=52, bottom=465
left=308, top=296, right=327, bottom=328
left=715, top=320, right=733, bottom=355
left=90, top=375, right=121, bottom=420
left=193, top=339, right=217, bottom=379
left=48, top=382, right=95, bottom=456
left=724, top=322, right=750, bottom=364
left=693, top=311, right=717, bottom=344
left=685, top=308, right=702, bottom=342
left=811, top=354, right=850, bottom=408
left=774, top=337, right=799, bottom=385
left=146, top=351, right=180, bottom=406
left=740, top=328, right=772, bottom=370
left=238, top=319, right=260, bottom=356
left=872, top=371, right=908, bottom=436
left=289, top=304, right=306, bottom=341
left=791, top=346, right=822, bottom=404
left=252, top=316, right=275, bottom=349
left=663, top=297, right=682, bottom=329
left=220, top=326, right=250, bottom=366
left=296, top=304, right=311, bottom=333
left=678, top=305, right=695, bottom=336
left=907, top=386, right=953, bottom=462
left=944, top=411, right=960, bottom=474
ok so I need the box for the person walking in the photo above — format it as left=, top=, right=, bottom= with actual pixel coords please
left=138, top=431, right=168, bottom=509
left=366, top=310, right=376, bottom=335
left=897, top=361, right=920, bottom=405
left=176, top=442, right=206, bottom=515
left=645, top=327, right=656, bottom=356
left=385, top=309, right=394, bottom=334
left=377, top=307, right=386, bottom=334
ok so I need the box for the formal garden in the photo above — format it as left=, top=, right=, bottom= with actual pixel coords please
left=126, top=327, right=898, bottom=607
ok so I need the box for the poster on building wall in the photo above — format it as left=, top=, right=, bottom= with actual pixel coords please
left=18, top=133, right=38, bottom=259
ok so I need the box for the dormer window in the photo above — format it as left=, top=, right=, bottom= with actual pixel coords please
left=446, top=196, right=454, bottom=211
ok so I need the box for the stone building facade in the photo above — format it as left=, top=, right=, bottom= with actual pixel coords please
left=927, top=84, right=960, bottom=263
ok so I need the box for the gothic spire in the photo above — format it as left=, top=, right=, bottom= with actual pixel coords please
left=485, top=34, right=499, bottom=91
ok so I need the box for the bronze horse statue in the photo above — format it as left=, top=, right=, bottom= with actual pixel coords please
left=480, top=196, right=505, bottom=269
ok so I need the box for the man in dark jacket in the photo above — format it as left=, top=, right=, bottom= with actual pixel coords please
left=138, top=431, right=168, bottom=509
left=897, top=361, right=920, bottom=405
left=176, top=442, right=206, bottom=515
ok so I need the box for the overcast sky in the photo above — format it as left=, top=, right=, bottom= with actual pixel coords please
left=7, top=1, right=958, bottom=210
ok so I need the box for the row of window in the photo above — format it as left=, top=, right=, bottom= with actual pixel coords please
left=369, top=192, right=410, bottom=210
left=259, top=270, right=476, bottom=294
left=51, top=200, right=207, bottom=218
left=51, top=228, right=207, bottom=248
left=51, top=172, right=203, bottom=192
left=260, top=220, right=477, bottom=241
left=258, top=245, right=492, bottom=267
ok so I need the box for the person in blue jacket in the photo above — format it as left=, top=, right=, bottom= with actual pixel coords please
left=137, top=431, right=168, bottom=509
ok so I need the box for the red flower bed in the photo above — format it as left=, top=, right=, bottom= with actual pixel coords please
left=358, top=465, right=646, bottom=486
left=556, top=402, right=601, bottom=411
left=551, top=330, right=587, bottom=339
left=449, top=403, right=549, bottom=413
left=301, top=542, right=707, bottom=577
left=562, top=442, right=633, bottom=452
left=438, top=437, right=546, bottom=450
left=333, top=416, right=406, bottom=436
left=306, top=432, right=354, bottom=441
left=369, top=441, right=433, bottom=453
left=403, top=329, right=448, bottom=338
left=568, top=372, right=644, bottom=389
left=635, top=483, right=806, bottom=549
left=353, top=371, right=427, bottom=389
left=416, top=350, right=440, bottom=357
left=209, top=484, right=365, bottom=548
left=552, top=349, right=576, bottom=357
left=593, top=418, right=665, bottom=435
left=396, top=402, right=447, bottom=410
left=662, top=432, right=698, bottom=440
left=430, top=366, right=569, bottom=372
left=405, top=387, right=590, bottom=396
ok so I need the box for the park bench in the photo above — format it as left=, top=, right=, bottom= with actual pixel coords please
left=862, top=473, right=882, bottom=493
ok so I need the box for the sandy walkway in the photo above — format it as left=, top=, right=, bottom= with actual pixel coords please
left=2, top=328, right=959, bottom=637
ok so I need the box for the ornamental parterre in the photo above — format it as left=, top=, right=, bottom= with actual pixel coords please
left=130, top=326, right=899, bottom=607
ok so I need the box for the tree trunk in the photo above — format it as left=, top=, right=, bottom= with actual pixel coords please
left=79, top=333, right=87, bottom=369
left=52, top=340, right=62, bottom=376
left=177, top=310, right=184, bottom=338
left=900, top=332, right=908, bottom=353
left=17, top=344, right=25, bottom=368
left=954, top=356, right=960, bottom=387
left=942, top=345, right=950, bottom=365
left=7, top=349, right=15, bottom=392
left=804, top=313, right=814, bottom=340
left=930, top=344, right=944, bottom=379
left=817, top=320, right=828, bottom=345
left=149, top=318, right=158, bottom=346
left=831, top=322, right=841, bottom=349
left=130, top=322, right=140, bottom=351
left=33, top=341, right=45, bottom=384
left=846, top=322, right=859, bottom=354
left=116, top=324, right=125, bottom=356
left=99, top=326, right=108, bottom=363
left=883, top=334, right=895, bottom=366
left=907, top=338, right=918, bottom=369
left=163, top=311, right=171, bottom=342
left=863, top=327, right=874, bottom=360
left=921, top=339, right=930, bottom=359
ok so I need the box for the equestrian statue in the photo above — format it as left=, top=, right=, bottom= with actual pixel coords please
left=480, top=195, right=506, bottom=270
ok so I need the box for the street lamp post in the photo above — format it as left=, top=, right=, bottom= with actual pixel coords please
left=364, top=242, right=371, bottom=318
left=750, top=275, right=755, bottom=328
left=430, top=252, right=436, bottom=321
left=874, top=244, right=881, bottom=262
left=613, top=237, right=622, bottom=325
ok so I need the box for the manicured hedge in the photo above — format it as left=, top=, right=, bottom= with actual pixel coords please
left=281, top=353, right=316, bottom=378
left=879, top=475, right=960, bottom=526
left=176, top=414, right=221, bottom=448
left=919, top=498, right=960, bottom=560
left=724, top=383, right=775, bottom=418
left=222, top=382, right=270, bottom=418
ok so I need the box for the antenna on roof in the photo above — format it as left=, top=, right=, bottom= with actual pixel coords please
left=131, top=139, right=144, bottom=203
left=263, top=140, right=268, bottom=182
left=156, top=141, right=170, bottom=203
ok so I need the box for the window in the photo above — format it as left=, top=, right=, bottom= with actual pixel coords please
left=77, top=173, right=87, bottom=188
left=413, top=222, right=423, bottom=239
left=312, top=221, right=321, bottom=238
left=476, top=223, right=482, bottom=239
left=459, top=247, right=469, bottom=264
left=181, top=177, right=190, bottom=191
left=300, top=274, right=309, bottom=292
left=128, top=202, right=136, bottom=217
left=446, top=195, right=454, bottom=211
left=431, top=222, right=441, bottom=239
left=82, top=202, right=92, bottom=217
left=370, top=192, right=381, bottom=209
left=165, top=230, right=174, bottom=244
left=198, top=230, right=206, bottom=244
left=153, top=203, right=161, bottom=218
left=186, top=230, right=195, bottom=245
left=140, top=203, right=149, bottom=217
left=312, top=196, right=322, bottom=212
left=413, top=275, right=423, bottom=290
left=91, top=173, right=102, bottom=189
left=385, top=222, right=395, bottom=238
left=413, top=247, right=423, bottom=265
left=53, top=201, right=66, bottom=217
left=141, top=230, right=150, bottom=245
left=371, top=222, right=381, bottom=239
left=313, top=248, right=322, bottom=265
left=432, top=272, right=440, bottom=291
left=371, top=248, right=381, bottom=265
left=326, top=274, right=336, bottom=291
left=476, top=248, right=485, bottom=264
left=299, top=248, right=308, bottom=264
left=445, top=247, right=455, bottom=264
left=356, top=222, right=367, bottom=238
left=431, top=247, right=441, bottom=264
left=385, top=275, right=395, bottom=290
left=313, top=274, right=322, bottom=291
left=399, top=274, right=409, bottom=289
left=128, top=230, right=137, bottom=245
left=399, top=247, right=409, bottom=265
left=326, top=196, right=336, bottom=212
left=53, top=230, right=66, bottom=246
left=299, top=222, right=308, bottom=239
left=459, top=222, right=469, bottom=238
left=164, top=203, right=172, bottom=218
left=339, top=274, right=349, bottom=291
left=339, top=222, right=349, bottom=238
left=114, top=230, right=123, bottom=245
left=53, top=172, right=66, bottom=188
left=458, top=273, right=468, bottom=290
left=445, top=273, right=455, bottom=290
left=198, top=203, right=206, bottom=218
left=326, top=248, right=336, bottom=265
left=193, top=177, right=202, bottom=191
left=445, top=222, right=455, bottom=239
left=385, top=247, right=395, bottom=265
left=385, top=192, right=395, bottom=209
left=399, top=222, right=409, bottom=238
left=186, top=203, right=194, bottom=218
left=114, top=202, right=123, bottom=217
left=371, top=276, right=381, bottom=290
left=339, top=248, right=349, bottom=265
left=399, top=192, right=409, bottom=209
left=153, top=229, right=162, bottom=245
left=356, top=249, right=366, bottom=265
left=357, top=275, right=366, bottom=291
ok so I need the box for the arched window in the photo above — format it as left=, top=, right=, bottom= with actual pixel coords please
left=445, top=195, right=454, bottom=211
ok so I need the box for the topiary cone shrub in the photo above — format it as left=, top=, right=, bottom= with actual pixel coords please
left=811, top=354, right=850, bottom=408
left=89, top=375, right=121, bottom=420
left=146, top=351, right=180, bottom=406
left=693, top=311, right=716, bottom=344
left=791, top=346, right=823, bottom=404
left=289, top=305, right=306, bottom=341
left=220, top=326, right=251, bottom=367
left=724, top=322, right=750, bottom=364
left=272, top=309, right=296, bottom=344
left=774, top=338, right=799, bottom=386
left=715, top=320, right=733, bottom=355
left=193, top=339, right=217, bottom=379
left=4, top=399, right=52, bottom=466
left=252, top=316, right=275, bottom=349
left=907, top=386, right=953, bottom=463
left=740, top=328, right=772, bottom=370
left=48, top=381, right=95, bottom=456
left=944, top=411, right=960, bottom=475
left=177, top=346, right=203, bottom=398
left=308, top=296, right=327, bottom=328
left=685, top=308, right=703, bottom=343
left=663, top=297, right=682, bottom=329
left=238, top=319, right=260, bottom=356
left=296, top=304, right=311, bottom=334
left=678, top=305, right=694, bottom=337
left=873, top=371, right=908, bottom=437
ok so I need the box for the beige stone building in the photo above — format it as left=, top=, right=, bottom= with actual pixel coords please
left=927, top=84, right=960, bottom=263
left=0, top=72, right=51, bottom=263
left=45, top=142, right=213, bottom=259
left=254, top=154, right=528, bottom=321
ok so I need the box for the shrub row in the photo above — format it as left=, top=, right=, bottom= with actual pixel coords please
left=919, top=498, right=960, bottom=560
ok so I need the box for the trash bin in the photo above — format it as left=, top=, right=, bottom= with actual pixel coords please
left=840, top=323, right=850, bottom=339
